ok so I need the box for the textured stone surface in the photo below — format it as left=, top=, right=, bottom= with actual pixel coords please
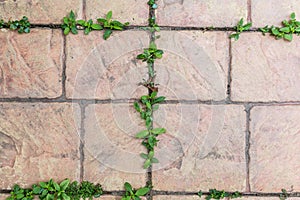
left=231, top=33, right=300, bottom=102
left=156, top=0, right=247, bottom=27
left=152, top=105, right=247, bottom=191
left=0, top=103, right=80, bottom=189
left=0, top=0, right=82, bottom=24
left=0, top=29, right=63, bottom=98
left=66, top=31, right=149, bottom=99
left=83, top=104, right=147, bottom=190
left=0, top=194, right=9, bottom=200
left=252, top=0, right=300, bottom=27
left=155, top=31, right=229, bottom=101
left=85, top=0, right=148, bottom=25
left=153, top=196, right=202, bottom=200
left=250, top=106, right=300, bottom=192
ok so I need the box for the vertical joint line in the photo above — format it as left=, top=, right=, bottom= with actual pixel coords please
left=61, top=35, right=67, bottom=99
left=245, top=104, right=253, bottom=192
left=247, top=0, right=252, bottom=23
left=226, top=38, right=232, bottom=102
left=79, top=102, right=87, bottom=182
left=82, top=0, right=87, bottom=20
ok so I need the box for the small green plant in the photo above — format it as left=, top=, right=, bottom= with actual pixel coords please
left=122, top=182, right=150, bottom=200
left=259, top=12, right=300, bottom=41
left=230, top=18, right=252, bottom=40
left=62, top=10, right=78, bottom=35
left=6, top=179, right=102, bottom=200
left=0, top=19, right=4, bottom=28
left=77, top=19, right=103, bottom=35
left=97, top=11, right=129, bottom=40
left=7, top=16, right=31, bottom=33
left=198, top=189, right=242, bottom=200
left=148, top=0, right=158, bottom=9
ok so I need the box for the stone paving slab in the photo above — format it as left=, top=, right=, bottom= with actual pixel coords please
left=66, top=30, right=149, bottom=99
left=231, top=33, right=300, bottom=102
left=153, top=196, right=201, bottom=200
left=252, top=0, right=300, bottom=27
left=0, top=29, right=63, bottom=98
left=155, top=31, right=229, bottom=101
left=0, top=103, right=80, bottom=189
left=152, top=104, right=247, bottom=191
left=83, top=104, right=147, bottom=190
left=156, top=0, right=247, bottom=27
left=250, top=106, right=300, bottom=192
left=85, top=0, right=148, bottom=26
left=0, top=0, right=82, bottom=24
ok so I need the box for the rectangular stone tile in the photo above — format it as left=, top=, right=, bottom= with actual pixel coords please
left=0, top=194, right=9, bottom=200
left=66, top=30, right=149, bottom=99
left=156, top=0, right=247, bottom=27
left=85, top=0, right=148, bottom=25
left=153, top=195, right=202, bottom=200
left=0, top=0, right=82, bottom=24
left=252, top=0, right=300, bottom=27
left=231, top=33, right=300, bottom=102
left=250, top=106, right=300, bottom=192
left=0, top=103, right=80, bottom=189
left=155, top=31, right=229, bottom=101
left=83, top=104, right=147, bottom=190
left=0, top=29, right=63, bottom=98
left=152, top=105, right=247, bottom=192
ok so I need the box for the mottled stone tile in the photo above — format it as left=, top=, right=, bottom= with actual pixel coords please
left=155, top=31, right=229, bottom=101
left=0, top=29, right=63, bottom=98
left=66, top=31, right=148, bottom=99
left=153, top=195, right=202, bottom=200
left=83, top=104, right=147, bottom=190
left=231, top=33, right=300, bottom=102
left=250, top=106, right=300, bottom=192
left=0, top=0, right=82, bottom=24
left=252, top=0, right=300, bottom=27
left=85, top=0, right=148, bottom=25
left=152, top=105, right=247, bottom=191
left=0, top=103, right=80, bottom=189
left=156, top=0, right=247, bottom=27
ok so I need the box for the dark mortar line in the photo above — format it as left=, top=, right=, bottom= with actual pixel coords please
left=244, top=104, right=253, bottom=192
left=61, top=33, right=67, bottom=99
left=226, top=36, right=232, bottom=101
left=79, top=101, right=88, bottom=182
left=82, top=0, right=87, bottom=21
left=247, top=0, right=252, bottom=23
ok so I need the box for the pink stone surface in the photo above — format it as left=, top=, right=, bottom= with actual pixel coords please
left=85, top=0, right=148, bottom=25
left=231, top=33, right=300, bottom=102
left=0, top=103, right=80, bottom=189
left=152, top=105, right=247, bottom=191
left=0, top=0, right=82, bottom=24
left=66, top=31, right=149, bottom=99
left=83, top=104, right=147, bottom=190
left=250, top=106, right=300, bottom=192
left=252, top=0, right=300, bottom=27
left=153, top=196, right=202, bottom=200
left=156, top=0, right=248, bottom=27
left=0, top=29, right=63, bottom=98
left=155, top=31, right=229, bottom=101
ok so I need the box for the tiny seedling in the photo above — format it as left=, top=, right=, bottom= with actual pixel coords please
left=122, top=182, right=150, bottom=200
left=259, top=12, right=300, bottom=41
left=8, top=16, right=30, bottom=33
left=97, top=11, right=129, bottom=40
left=62, top=10, right=78, bottom=35
left=0, top=19, right=4, bottom=28
left=137, top=42, right=164, bottom=64
left=230, top=18, right=252, bottom=40
left=148, top=0, right=158, bottom=9
left=77, top=19, right=103, bottom=35
left=200, top=189, right=242, bottom=200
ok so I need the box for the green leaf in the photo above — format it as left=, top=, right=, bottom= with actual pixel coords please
left=283, top=33, right=293, bottom=41
left=137, top=54, right=146, bottom=60
left=151, top=157, right=159, bottom=163
left=143, top=159, right=151, bottom=169
left=140, top=153, right=148, bottom=159
left=46, top=194, right=54, bottom=200
left=61, top=193, right=70, bottom=200
left=136, top=130, right=149, bottom=139
left=106, top=11, right=113, bottom=21
left=71, top=26, right=78, bottom=34
left=124, top=182, right=132, bottom=192
left=39, top=182, right=47, bottom=188
left=153, top=96, right=165, bottom=104
left=103, top=29, right=112, bottom=40
left=291, top=12, right=296, bottom=20
left=271, top=27, right=280, bottom=35
left=152, top=128, right=166, bottom=135
left=148, top=151, right=154, bottom=159
left=16, top=194, right=24, bottom=199
left=238, top=18, right=244, bottom=27
left=53, top=182, right=60, bottom=191
left=149, top=41, right=157, bottom=49
left=242, top=22, right=252, bottom=30
left=280, top=27, right=290, bottom=33
left=70, top=10, right=75, bottom=20
left=91, top=23, right=103, bottom=30
left=76, top=19, right=85, bottom=26
left=134, top=102, right=142, bottom=112
left=135, top=187, right=150, bottom=196
left=32, top=186, right=41, bottom=194
left=59, top=179, right=70, bottom=191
